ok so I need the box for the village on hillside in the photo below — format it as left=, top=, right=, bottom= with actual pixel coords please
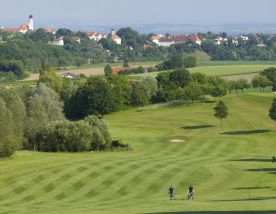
left=1, top=15, right=273, bottom=48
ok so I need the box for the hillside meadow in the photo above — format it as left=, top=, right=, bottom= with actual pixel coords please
left=0, top=92, right=276, bottom=213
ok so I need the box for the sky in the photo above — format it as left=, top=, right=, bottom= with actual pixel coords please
left=0, top=0, right=276, bottom=27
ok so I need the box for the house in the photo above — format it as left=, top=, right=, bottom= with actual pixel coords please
left=231, top=37, right=239, bottom=45
left=169, top=35, right=188, bottom=44
left=61, top=72, right=78, bottom=79
left=158, top=38, right=175, bottom=47
left=214, top=37, right=228, bottom=45
left=19, top=24, right=29, bottom=33
left=86, top=32, right=107, bottom=41
left=240, top=35, right=249, bottom=41
left=48, top=37, right=64, bottom=46
left=189, top=35, right=202, bottom=45
left=150, top=35, right=162, bottom=45
left=109, top=29, right=121, bottom=45
left=150, top=34, right=201, bottom=47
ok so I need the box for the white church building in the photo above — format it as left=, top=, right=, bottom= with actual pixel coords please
left=1, top=15, right=34, bottom=33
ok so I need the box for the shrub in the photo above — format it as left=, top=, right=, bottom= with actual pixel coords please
left=111, top=140, right=132, bottom=151
left=0, top=60, right=25, bottom=79
left=147, top=66, right=156, bottom=73
left=36, top=117, right=113, bottom=152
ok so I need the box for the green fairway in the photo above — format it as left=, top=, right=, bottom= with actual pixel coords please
left=1, top=93, right=276, bottom=213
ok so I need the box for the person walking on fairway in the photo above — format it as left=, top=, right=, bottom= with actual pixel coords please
left=168, top=185, right=175, bottom=200
left=188, top=185, right=194, bottom=199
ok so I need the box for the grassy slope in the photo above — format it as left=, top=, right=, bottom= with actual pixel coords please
left=1, top=93, right=276, bottom=213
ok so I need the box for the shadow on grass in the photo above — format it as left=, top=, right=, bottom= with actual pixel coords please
left=246, top=168, right=276, bottom=173
left=167, top=100, right=216, bottom=108
left=143, top=211, right=276, bottom=214
left=231, top=159, right=273, bottom=163
left=221, top=130, right=271, bottom=135
left=214, top=196, right=276, bottom=201
left=233, top=186, right=271, bottom=190
left=182, top=125, right=214, bottom=130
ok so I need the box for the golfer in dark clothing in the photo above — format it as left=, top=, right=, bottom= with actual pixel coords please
left=168, top=185, right=175, bottom=200
left=188, top=185, right=194, bottom=199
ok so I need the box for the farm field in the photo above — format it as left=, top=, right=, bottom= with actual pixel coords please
left=130, top=64, right=276, bottom=80
left=22, top=61, right=160, bottom=81
left=1, top=93, right=276, bottom=213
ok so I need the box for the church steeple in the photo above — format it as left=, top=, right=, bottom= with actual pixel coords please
left=28, top=15, right=34, bottom=30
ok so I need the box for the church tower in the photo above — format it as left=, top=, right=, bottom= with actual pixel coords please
left=28, top=15, right=34, bottom=30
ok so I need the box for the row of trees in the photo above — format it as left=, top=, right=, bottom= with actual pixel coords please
left=64, top=75, right=158, bottom=119
left=62, top=66, right=275, bottom=121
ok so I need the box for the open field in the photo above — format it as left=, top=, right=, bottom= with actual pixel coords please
left=12, top=61, right=276, bottom=84
left=21, top=64, right=265, bottom=83
left=22, top=61, right=160, bottom=81
left=1, top=93, right=276, bottom=213
left=222, top=73, right=258, bottom=81
left=197, top=61, right=276, bottom=67
left=129, top=64, right=276, bottom=81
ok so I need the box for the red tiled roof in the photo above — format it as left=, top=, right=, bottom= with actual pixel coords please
left=111, top=34, right=121, bottom=40
left=150, top=36, right=161, bottom=41
left=86, top=32, right=96, bottom=36
left=45, top=28, right=56, bottom=33
left=3, top=28, right=20, bottom=32
left=189, top=35, right=201, bottom=41
left=19, top=24, right=29, bottom=30
left=169, top=34, right=201, bottom=42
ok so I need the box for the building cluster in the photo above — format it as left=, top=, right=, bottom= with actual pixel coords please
left=0, top=15, right=122, bottom=46
left=85, top=29, right=121, bottom=45
left=0, top=15, right=34, bottom=33
left=2, top=15, right=275, bottom=49
left=150, top=34, right=202, bottom=47
left=149, top=33, right=272, bottom=48
left=212, top=34, right=272, bottom=47
left=213, top=35, right=248, bottom=45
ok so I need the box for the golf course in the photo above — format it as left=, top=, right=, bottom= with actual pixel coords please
left=1, top=92, right=276, bottom=214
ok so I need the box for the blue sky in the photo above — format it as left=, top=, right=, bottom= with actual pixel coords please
left=0, top=0, right=276, bottom=27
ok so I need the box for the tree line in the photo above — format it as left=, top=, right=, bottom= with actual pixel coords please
left=0, top=70, right=132, bottom=158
